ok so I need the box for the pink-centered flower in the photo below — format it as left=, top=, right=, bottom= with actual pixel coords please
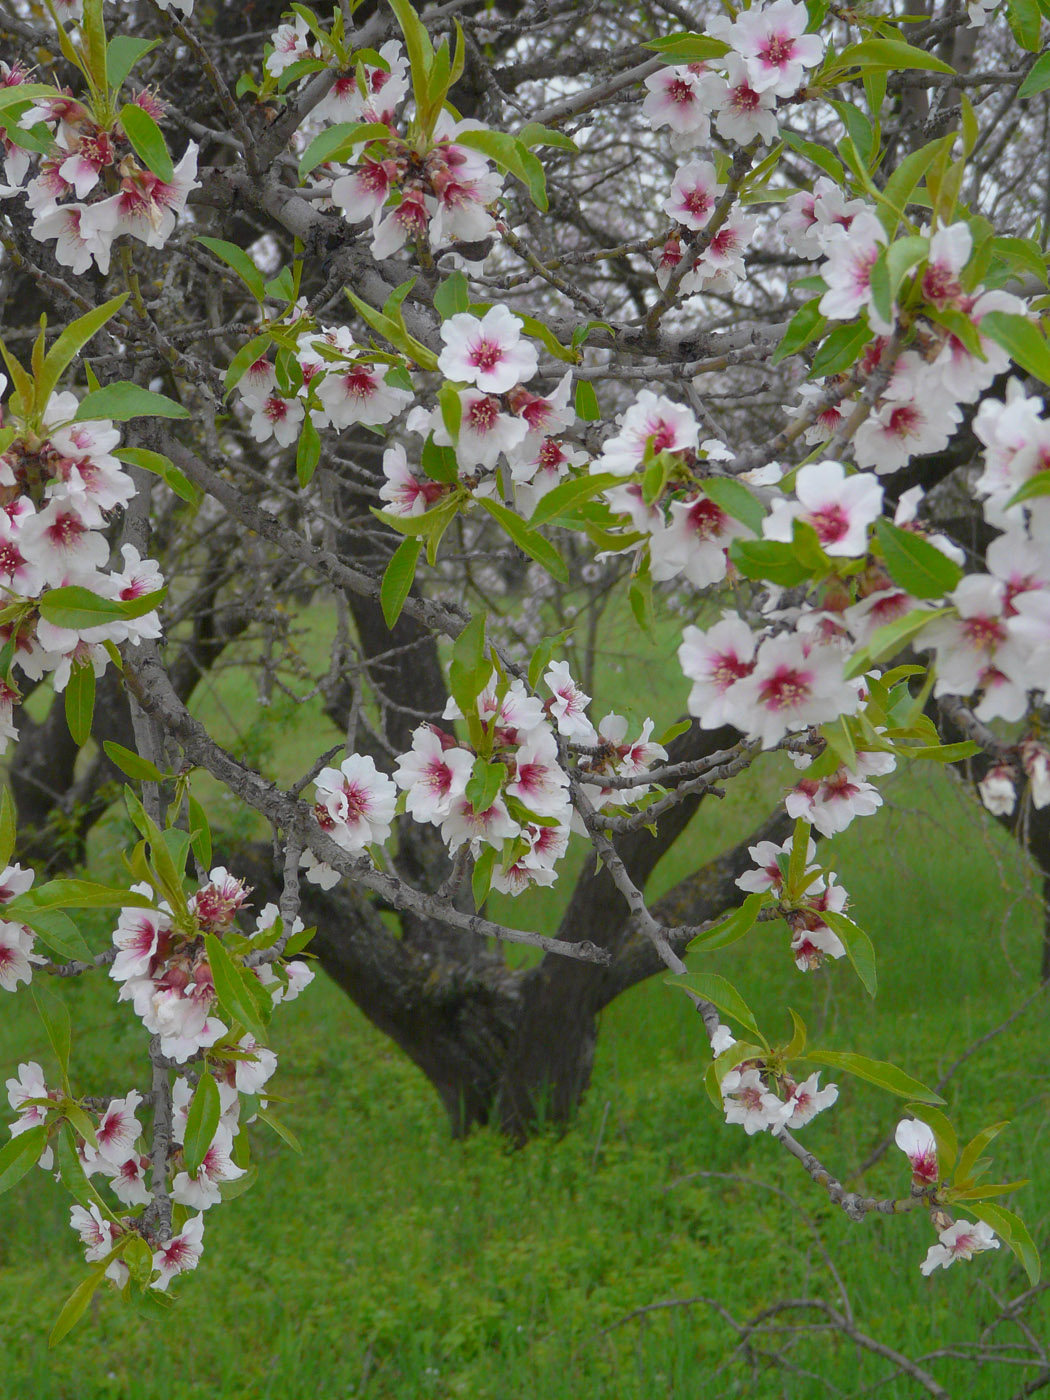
left=728, top=634, right=861, bottom=748
left=763, top=460, right=883, bottom=556
left=895, top=1118, right=939, bottom=1186
left=663, top=159, right=724, bottom=231
left=730, top=0, right=824, bottom=95
left=679, top=615, right=759, bottom=729
left=920, top=1219, right=998, bottom=1275
left=438, top=305, right=538, bottom=394
left=314, top=753, right=398, bottom=853
left=151, top=1213, right=205, bottom=1290
left=393, top=724, right=475, bottom=823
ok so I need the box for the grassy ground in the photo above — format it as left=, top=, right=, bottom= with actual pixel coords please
left=3, top=604, right=1049, bottom=1397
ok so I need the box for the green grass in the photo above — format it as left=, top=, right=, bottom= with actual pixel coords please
left=3, top=608, right=1050, bottom=1396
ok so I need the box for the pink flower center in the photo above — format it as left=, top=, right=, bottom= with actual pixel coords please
left=759, top=33, right=794, bottom=67
left=682, top=189, right=712, bottom=217
left=466, top=396, right=499, bottom=432
left=962, top=615, right=1005, bottom=650
left=808, top=503, right=850, bottom=545
left=758, top=665, right=811, bottom=711
left=45, top=511, right=85, bottom=547
left=0, top=541, right=24, bottom=577
left=666, top=78, right=696, bottom=106
left=685, top=498, right=728, bottom=539
left=731, top=83, right=761, bottom=113
left=468, top=337, right=505, bottom=373
left=711, top=652, right=754, bottom=688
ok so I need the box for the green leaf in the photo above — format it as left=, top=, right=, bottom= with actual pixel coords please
left=19, top=908, right=90, bottom=962
left=33, top=982, right=71, bottom=1077
left=820, top=909, right=877, bottom=996
left=874, top=519, right=962, bottom=600
left=123, top=1233, right=154, bottom=1285
left=806, top=1050, right=945, bottom=1103
left=204, top=933, right=268, bottom=1042
left=870, top=235, right=929, bottom=323
left=881, top=138, right=951, bottom=232
left=698, top=477, right=764, bottom=535
left=119, top=103, right=174, bottom=183
left=843, top=607, right=948, bottom=678
left=196, top=236, right=265, bottom=303
left=0, top=785, right=15, bottom=870
left=64, top=663, right=95, bottom=748
left=297, top=121, right=390, bottom=180
left=222, top=333, right=274, bottom=398
left=0, top=1124, right=49, bottom=1196
left=107, top=36, right=160, bottom=91
left=528, top=472, right=621, bottom=528
left=981, top=310, right=1050, bottom=385
left=438, top=380, right=462, bottom=442
left=465, top=757, right=505, bottom=814
left=904, top=740, right=980, bottom=763
left=219, top=1163, right=259, bottom=1202
left=7, top=879, right=152, bottom=915
left=433, top=271, right=470, bottom=320
left=39, top=584, right=165, bottom=630
left=833, top=38, right=954, bottom=74
left=183, top=1071, right=222, bottom=1176
left=452, top=128, right=550, bottom=210
left=968, top=1201, right=1040, bottom=1284
left=642, top=32, right=730, bottom=61
left=810, top=320, right=873, bottom=377
left=686, top=892, right=765, bottom=953
left=254, top=1105, right=302, bottom=1154
left=575, top=380, right=600, bottom=422
left=665, top=972, right=760, bottom=1036
left=49, top=1262, right=108, bottom=1347
left=729, top=538, right=811, bottom=587
left=39, top=294, right=128, bottom=411
left=956, top=1120, right=1009, bottom=1185
left=779, top=131, right=844, bottom=183
left=103, top=741, right=166, bottom=783
left=516, top=121, right=578, bottom=152
left=296, top=411, right=321, bottom=488
left=115, top=447, right=200, bottom=505
left=773, top=298, right=826, bottom=364
left=75, top=383, right=188, bottom=422
left=188, top=794, right=212, bottom=871
left=1019, top=51, right=1050, bottom=96
left=1007, top=0, right=1042, bottom=49
left=478, top=498, right=569, bottom=582
left=56, top=1122, right=100, bottom=1209
left=471, top=844, right=497, bottom=907
left=420, top=435, right=460, bottom=484
left=380, top=537, right=421, bottom=629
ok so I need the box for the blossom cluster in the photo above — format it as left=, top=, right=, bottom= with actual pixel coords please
left=0, top=64, right=198, bottom=275
left=0, top=380, right=163, bottom=752
left=6, top=872, right=312, bottom=1294
left=303, top=663, right=667, bottom=897
left=645, top=0, right=824, bottom=294
left=268, top=36, right=503, bottom=264
left=895, top=1119, right=1000, bottom=1274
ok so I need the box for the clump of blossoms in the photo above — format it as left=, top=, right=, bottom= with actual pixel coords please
left=270, top=34, right=505, bottom=265
left=0, top=65, right=198, bottom=275
left=0, top=373, right=164, bottom=749
left=5, top=869, right=315, bottom=1298
left=302, top=659, right=668, bottom=898
left=645, top=1, right=825, bottom=295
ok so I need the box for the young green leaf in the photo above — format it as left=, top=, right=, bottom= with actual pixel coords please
left=119, top=103, right=174, bottom=182
left=196, top=236, right=266, bottom=303
left=64, top=662, right=95, bottom=748
left=204, top=933, right=268, bottom=1041
left=478, top=498, right=569, bottom=582
left=820, top=909, right=877, bottom=996
left=664, top=971, right=761, bottom=1036
left=75, top=383, right=189, bottom=422
left=183, top=1071, right=222, bottom=1176
left=0, top=1124, right=50, bottom=1196
left=102, top=741, right=166, bottom=783
left=874, top=519, right=963, bottom=599
left=380, top=536, right=422, bottom=629
left=806, top=1050, right=945, bottom=1103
